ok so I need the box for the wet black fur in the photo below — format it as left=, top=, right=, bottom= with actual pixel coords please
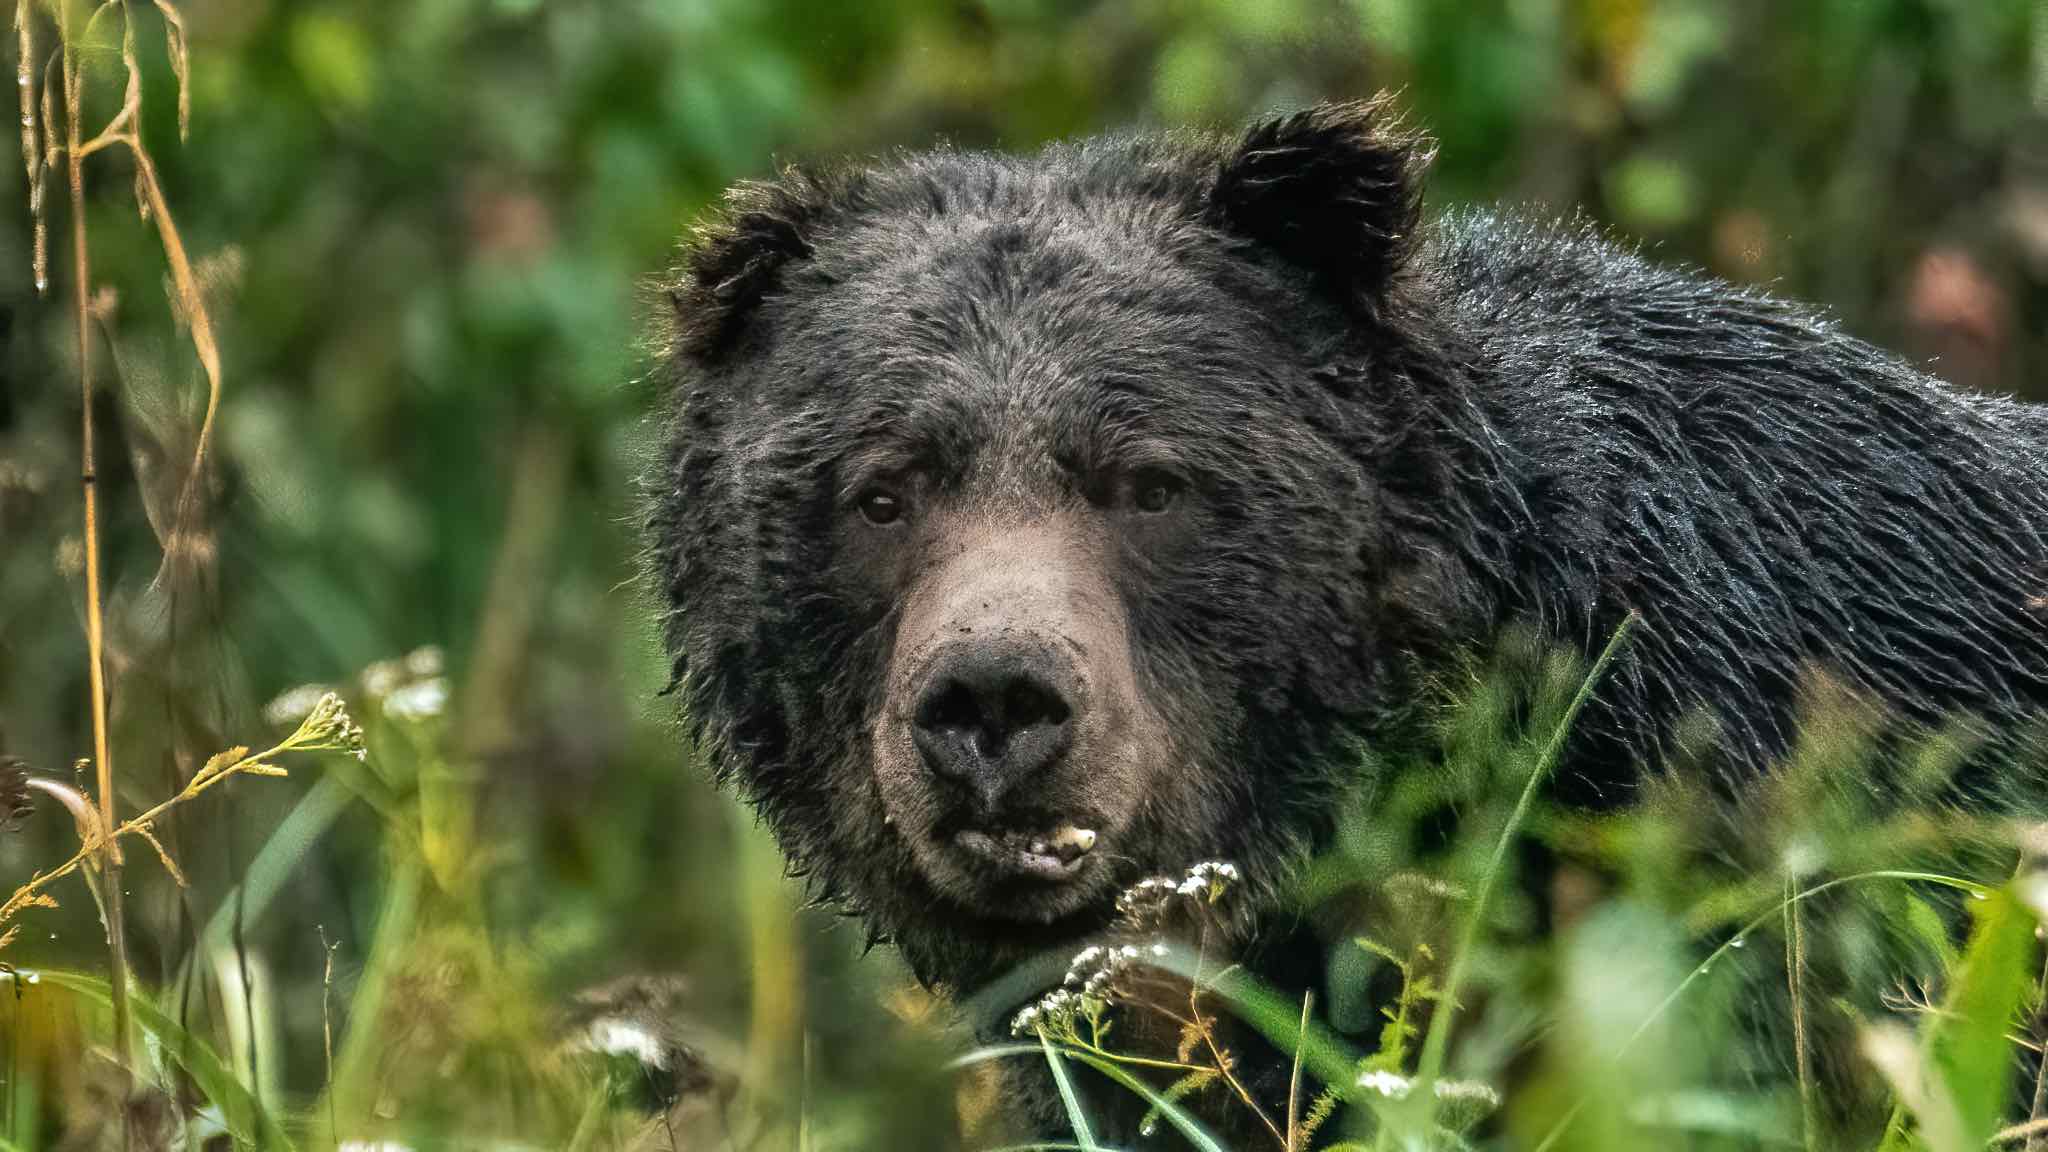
left=648, top=98, right=2048, bottom=1122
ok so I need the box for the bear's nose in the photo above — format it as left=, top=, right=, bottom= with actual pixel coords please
left=912, top=640, right=1077, bottom=812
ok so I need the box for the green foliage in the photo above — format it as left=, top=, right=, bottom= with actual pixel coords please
left=0, top=1, right=2045, bottom=1149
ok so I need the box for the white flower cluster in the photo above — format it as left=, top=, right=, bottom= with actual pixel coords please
left=1009, top=986, right=1088, bottom=1038
left=383, top=677, right=449, bottom=721
left=298, top=692, right=368, bottom=761
left=1115, top=860, right=1241, bottom=923
left=1355, top=1068, right=1500, bottom=1108
left=264, top=682, right=338, bottom=727
left=1059, top=941, right=1170, bottom=1001
left=361, top=645, right=445, bottom=700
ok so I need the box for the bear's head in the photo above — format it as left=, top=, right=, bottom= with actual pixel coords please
left=651, top=100, right=1480, bottom=989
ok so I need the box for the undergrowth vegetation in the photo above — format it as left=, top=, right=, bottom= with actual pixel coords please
left=967, top=624, right=2048, bottom=1152
left=9, top=613, right=2048, bottom=1150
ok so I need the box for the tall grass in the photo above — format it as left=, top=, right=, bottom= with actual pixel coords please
left=978, top=627, right=2048, bottom=1151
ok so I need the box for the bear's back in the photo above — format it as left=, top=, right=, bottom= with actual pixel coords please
left=1417, top=210, right=2048, bottom=783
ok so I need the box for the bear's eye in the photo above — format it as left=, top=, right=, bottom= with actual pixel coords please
left=1131, top=471, right=1183, bottom=515
left=858, top=489, right=905, bottom=526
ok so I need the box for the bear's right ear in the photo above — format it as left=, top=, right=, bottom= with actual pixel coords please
left=669, top=169, right=838, bottom=360
left=1209, top=97, right=1434, bottom=304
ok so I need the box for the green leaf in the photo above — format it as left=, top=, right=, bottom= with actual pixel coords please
left=29, top=969, right=295, bottom=1150
left=954, top=1043, right=1230, bottom=1152
left=1064, top=1050, right=1231, bottom=1152
left=172, top=773, right=359, bottom=996
left=1926, top=887, right=2038, bottom=1150
left=1038, top=1031, right=1101, bottom=1152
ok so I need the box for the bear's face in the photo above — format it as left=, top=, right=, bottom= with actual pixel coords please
left=655, top=102, right=1443, bottom=985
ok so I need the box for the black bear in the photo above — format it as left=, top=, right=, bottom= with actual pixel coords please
left=648, top=97, right=2048, bottom=1136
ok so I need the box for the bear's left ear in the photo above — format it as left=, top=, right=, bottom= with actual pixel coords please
left=1209, top=97, right=1434, bottom=304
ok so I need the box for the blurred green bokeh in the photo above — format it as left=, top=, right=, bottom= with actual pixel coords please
left=0, top=0, right=2043, bottom=1146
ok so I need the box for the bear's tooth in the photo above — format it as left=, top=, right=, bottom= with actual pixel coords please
left=1050, top=825, right=1097, bottom=856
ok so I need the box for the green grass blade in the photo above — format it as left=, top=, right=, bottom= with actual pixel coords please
left=1039, top=1031, right=1102, bottom=1151
left=1925, top=886, right=2037, bottom=1151
left=1065, top=1052, right=1230, bottom=1152
left=563, top=1070, right=612, bottom=1152
left=1414, top=612, right=1639, bottom=1098
left=959, top=1042, right=1229, bottom=1152
left=1536, top=869, right=1992, bottom=1152
left=29, top=968, right=295, bottom=1150
left=166, top=772, right=360, bottom=1001
left=324, top=849, right=426, bottom=1129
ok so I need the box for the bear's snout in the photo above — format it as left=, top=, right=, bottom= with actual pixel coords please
left=911, top=636, right=1079, bottom=814
left=872, top=516, right=1161, bottom=918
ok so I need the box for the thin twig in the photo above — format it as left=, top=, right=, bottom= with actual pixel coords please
left=1188, top=926, right=1286, bottom=1148
left=0, top=701, right=355, bottom=939
left=1785, top=869, right=1816, bottom=1152
left=320, top=924, right=340, bottom=1149
left=1286, top=989, right=1312, bottom=1152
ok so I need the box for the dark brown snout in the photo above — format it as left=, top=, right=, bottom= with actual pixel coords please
left=913, top=637, right=1078, bottom=813
left=874, top=516, right=1167, bottom=916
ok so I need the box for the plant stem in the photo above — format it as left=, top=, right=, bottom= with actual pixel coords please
left=1286, top=989, right=1312, bottom=1151
left=1414, top=613, right=1638, bottom=1094
left=2025, top=940, right=2048, bottom=1150
left=1785, top=868, right=1816, bottom=1152
left=1533, top=869, right=1991, bottom=1152
left=0, top=745, right=291, bottom=931
left=60, top=0, right=131, bottom=1082
left=1189, top=927, right=1285, bottom=1147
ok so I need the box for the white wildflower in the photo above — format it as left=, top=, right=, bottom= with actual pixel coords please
left=1354, top=1069, right=1499, bottom=1108
left=586, top=1019, right=668, bottom=1069
left=359, top=658, right=406, bottom=700
left=263, top=683, right=335, bottom=728
left=1359, top=1069, right=1413, bottom=1098
left=403, top=644, right=445, bottom=678
left=1434, top=1079, right=1502, bottom=1108
left=383, top=677, right=449, bottom=721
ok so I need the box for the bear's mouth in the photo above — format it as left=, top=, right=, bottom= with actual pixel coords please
left=951, top=823, right=1098, bottom=881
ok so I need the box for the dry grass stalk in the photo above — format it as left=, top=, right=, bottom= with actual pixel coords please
left=0, top=693, right=363, bottom=951
left=11, top=0, right=211, bottom=1085
left=52, top=0, right=133, bottom=1074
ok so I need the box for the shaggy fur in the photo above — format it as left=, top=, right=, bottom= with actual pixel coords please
left=648, top=96, right=2048, bottom=1091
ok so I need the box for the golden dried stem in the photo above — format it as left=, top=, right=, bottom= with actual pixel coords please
left=0, top=745, right=292, bottom=940
left=1188, top=929, right=1286, bottom=1147
left=14, top=1, right=44, bottom=292
left=149, top=0, right=183, bottom=138
left=56, top=0, right=134, bottom=1077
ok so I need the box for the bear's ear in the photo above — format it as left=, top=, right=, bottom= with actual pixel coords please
left=668, top=168, right=839, bottom=360
left=1209, top=97, right=1434, bottom=303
